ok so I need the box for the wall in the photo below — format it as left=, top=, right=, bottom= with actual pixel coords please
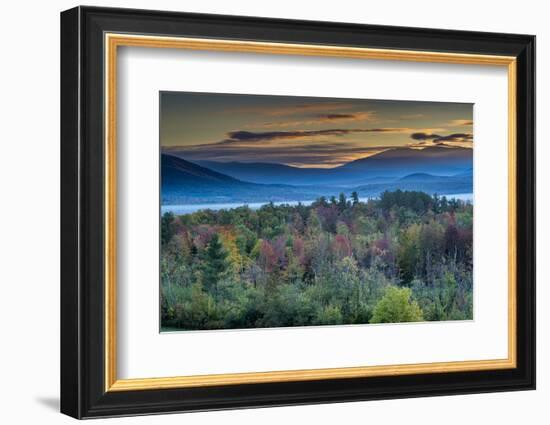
left=0, top=0, right=545, bottom=423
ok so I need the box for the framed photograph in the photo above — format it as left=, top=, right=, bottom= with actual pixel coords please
left=60, top=6, right=535, bottom=419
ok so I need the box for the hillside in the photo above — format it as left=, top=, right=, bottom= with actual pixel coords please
left=339, top=146, right=472, bottom=177
left=162, top=151, right=473, bottom=206
left=162, top=154, right=244, bottom=188
left=162, top=154, right=333, bottom=205
left=188, top=146, right=472, bottom=186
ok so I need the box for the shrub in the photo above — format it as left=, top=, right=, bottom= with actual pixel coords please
left=371, top=286, right=424, bottom=324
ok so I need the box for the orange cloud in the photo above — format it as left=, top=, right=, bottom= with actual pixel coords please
left=446, top=119, right=473, bottom=127
left=400, top=113, right=424, bottom=119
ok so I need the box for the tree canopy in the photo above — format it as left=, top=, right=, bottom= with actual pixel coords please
left=161, top=190, right=473, bottom=330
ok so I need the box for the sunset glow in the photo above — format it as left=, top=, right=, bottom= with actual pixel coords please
left=161, top=92, right=473, bottom=168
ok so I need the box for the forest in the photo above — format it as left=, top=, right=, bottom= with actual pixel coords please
left=160, top=190, right=473, bottom=331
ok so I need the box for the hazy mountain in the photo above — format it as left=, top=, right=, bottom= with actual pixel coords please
left=399, top=173, right=442, bottom=181
left=195, top=160, right=312, bottom=185
left=189, top=146, right=472, bottom=186
left=355, top=174, right=472, bottom=197
left=162, top=154, right=257, bottom=204
left=452, top=167, right=474, bottom=177
left=162, top=154, right=339, bottom=205
left=162, top=148, right=473, bottom=206
left=162, top=153, right=244, bottom=188
left=339, top=146, right=472, bottom=176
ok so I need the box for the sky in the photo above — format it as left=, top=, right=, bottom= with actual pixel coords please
left=160, top=91, right=473, bottom=168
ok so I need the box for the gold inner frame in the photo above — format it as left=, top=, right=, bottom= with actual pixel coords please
left=104, top=33, right=517, bottom=392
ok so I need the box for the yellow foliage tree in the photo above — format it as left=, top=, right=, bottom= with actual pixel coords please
left=218, top=228, right=243, bottom=274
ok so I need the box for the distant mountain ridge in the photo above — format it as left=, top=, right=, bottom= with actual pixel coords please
left=195, top=160, right=309, bottom=185
left=162, top=153, right=245, bottom=188
left=187, top=146, right=472, bottom=186
left=341, top=146, right=471, bottom=170
left=400, top=173, right=443, bottom=181
left=162, top=154, right=336, bottom=205
left=162, top=149, right=473, bottom=206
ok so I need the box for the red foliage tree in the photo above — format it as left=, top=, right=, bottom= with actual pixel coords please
left=258, top=240, right=278, bottom=273
left=273, top=235, right=288, bottom=269
left=332, top=234, right=352, bottom=259
left=292, top=237, right=306, bottom=266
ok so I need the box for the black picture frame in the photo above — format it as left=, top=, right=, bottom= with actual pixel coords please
left=61, top=5, right=535, bottom=419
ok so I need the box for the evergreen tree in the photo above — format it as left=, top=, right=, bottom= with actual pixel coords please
left=338, top=192, right=348, bottom=211
left=351, top=191, right=360, bottom=205
left=161, top=212, right=176, bottom=246
left=201, top=234, right=229, bottom=296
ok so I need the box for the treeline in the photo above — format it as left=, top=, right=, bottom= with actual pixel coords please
left=161, top=190, right=473, bottom=330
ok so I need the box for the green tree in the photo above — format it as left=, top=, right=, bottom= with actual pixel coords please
left=371, top=287, right=423, bottom=323
left=161, top=212, right=177, bottom=246
left=314, top=305, right=343, bottom=325
left=397, top=223, right=421, bottom=285
left=201, top=234, right=230, bottom=296
left=306, top=209, right=322, bottom=234
left=235, top=224, right=257, bottom=255
left=338, top=192, right=348, bottom=211
left=332, top=256, right=362, bottom=320
left=351, top=191, right=360, bottom=205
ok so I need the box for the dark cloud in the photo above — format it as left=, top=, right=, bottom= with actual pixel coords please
left=410, top=132, right=473, bottom=143
left=435, top=133, right=473, bottom=142
left=225, top=129, right=351, bottom=142
left=246, top=111, right=377, bottom=129
left=223, top=128, right=410, bottom=144
left=320, top=113, right=356, bottom=120
left=410, top=132, right=441, bottom=141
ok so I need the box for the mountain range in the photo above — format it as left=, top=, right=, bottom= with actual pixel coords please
left=162, top=154, right=328, bottom=205
left=162, top=146, right=473, bottom=205
left=193, top=146, right=472, bottom=186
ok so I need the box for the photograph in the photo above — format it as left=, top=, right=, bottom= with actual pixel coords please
left=57, top=5, right=536, bottom=419
left=160, top=92, right=474, bottom=331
